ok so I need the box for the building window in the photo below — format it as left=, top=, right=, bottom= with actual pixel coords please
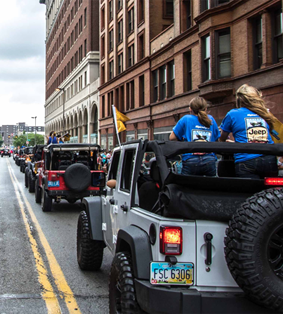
left=84, top=39, right=87, bottom=57
left=109, top=60, right=114, bottom=80
left=128, top=8, right=134, bottom=34
left=109, top=0, right=113, bottom=21
left=139, top=75, right=145, bottom=106
left=101, top=7, right=105, bottom=30
left=152, top=70, right=158, bottom=103
left=216, top=28, right=231, bottom=78
left=84, top=8, right=87, bottom=26
left=108, top=91, right=113, bottom=116
left=138, top=32, right=144, bottom=61
left=274, top=9, right=283, bottom=63
left=200, top=0, right=210, bottom=12
left=118, top=19, right=123, bottom=43
left=101, top=36, right=105, bottom=59
left=254, top=17, right=262, bottom=70
left=109, top=29, right=114, bottom=51
left=126, top=81, right=135, bottom=110
left=202, top=34, right=211, bottom=82
left=128, top=44, right=134, bottom=67
left=101, top=64, right=105, bottom=84
left=84, top=71, right=87, bottom=86
left=168, top=61, right=175, bottom=97
left=183, top=0, right=191, bottom=30
left=138, top=0, right=144, bottom=23
left=118, top=0, right=123, bottom=11
left=118, top=53, right=123, bottom=74
left=160, top=66, right=167, bottom=100
left=164, top=0, right=174, bottom=17
left=102, top=95, right=105, bottom=118
left=184, top=50, right=192, bottom=92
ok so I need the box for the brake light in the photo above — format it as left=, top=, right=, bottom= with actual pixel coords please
left=50, top=174, right=58, bottom=181
left=160, top=226, right=182, bottom=255
left=264, top=178, right=283, bottom=186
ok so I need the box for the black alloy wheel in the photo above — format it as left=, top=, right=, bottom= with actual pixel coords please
left=77, top=211, right=104, bottom=270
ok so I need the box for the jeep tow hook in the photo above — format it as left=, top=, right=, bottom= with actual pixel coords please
left=204, top=232, right=213, bottom=266
left=120, top=203, right=128, bottom=213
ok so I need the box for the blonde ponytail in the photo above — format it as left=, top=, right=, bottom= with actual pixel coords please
left=189, top=97, right=212, bottom=128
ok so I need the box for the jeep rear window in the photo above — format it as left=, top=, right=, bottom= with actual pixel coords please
left=120, top=149, right=136, bottom=192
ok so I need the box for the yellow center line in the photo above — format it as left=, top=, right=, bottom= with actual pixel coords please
left=7, top=161, right=61, bottom=313
left=7, top=159, right=82, bottom=314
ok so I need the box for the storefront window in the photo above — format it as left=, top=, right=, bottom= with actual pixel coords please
left=126, top=131, right=135, bottom=142
left=137, top=129, right=148, bottom=140
left=108, top=134, right=113, bottom=150
left=100, top=135, right=107, bottom=150
left=154, top=126, right=172, bottom=141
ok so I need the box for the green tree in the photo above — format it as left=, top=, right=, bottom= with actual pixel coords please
left=0, top=135, right=3, bottom=147
left=13, top=133, right=45, bottom=147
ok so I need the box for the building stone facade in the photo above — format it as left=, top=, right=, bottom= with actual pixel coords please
left=41, top=0, right=100, bottom=144
left=99, top=0, right=283, bottom=150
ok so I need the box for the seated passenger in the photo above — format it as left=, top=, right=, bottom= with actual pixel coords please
left=169, top=97, right=220, bottom=176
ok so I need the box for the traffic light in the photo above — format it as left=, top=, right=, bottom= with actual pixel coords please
left=15, top=135, right=18, bottom=139
left=8, top=135, right=10, bottom=139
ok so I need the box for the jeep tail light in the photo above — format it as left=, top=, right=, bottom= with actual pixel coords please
left=50, top=174, right=58, bottom=181
left=265, top=178, right=283, bottom=186
left=160, top=226, right=182, bottom=255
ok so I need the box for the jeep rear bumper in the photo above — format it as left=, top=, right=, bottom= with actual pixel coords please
left=135, top=280, right=279, bottom=314
left=47, top=190, right=101, bottom=199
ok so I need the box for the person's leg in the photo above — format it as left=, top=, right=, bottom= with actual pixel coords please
left=257, top=155, right=278, bottom=178
left=235, top=158, right=260, bottom=179
left=200, top=155, right=216, bottom=176
left=181, top=157, right=200, bottom=175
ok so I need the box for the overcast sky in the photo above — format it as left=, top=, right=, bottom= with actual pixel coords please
left=0, top=0, right=46, bottom=127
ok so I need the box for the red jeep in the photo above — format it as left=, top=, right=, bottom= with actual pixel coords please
left=35, top=143, right=105, bottom=212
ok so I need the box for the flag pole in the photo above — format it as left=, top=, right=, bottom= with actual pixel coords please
left=112, top=104, right=122, bottom=147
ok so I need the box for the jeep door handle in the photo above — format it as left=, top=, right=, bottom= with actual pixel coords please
left=204, top=233, right=213, bottom=266
left=109, top=198, right=115, bottom=205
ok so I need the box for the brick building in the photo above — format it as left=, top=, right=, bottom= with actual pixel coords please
left=99, top=0, right=283, bottom=150
left=41, top=0, right=100, bottom=144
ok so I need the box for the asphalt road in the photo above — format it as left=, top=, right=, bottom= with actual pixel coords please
left=0, top=156, right=112, bottom=314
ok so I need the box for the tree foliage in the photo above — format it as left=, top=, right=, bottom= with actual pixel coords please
left=13, top=133, right=44, bottom=148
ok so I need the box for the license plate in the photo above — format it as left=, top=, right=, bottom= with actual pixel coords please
left=48, top=180, right=60, bottom=187
left=150, top=262, right=193, bottom=285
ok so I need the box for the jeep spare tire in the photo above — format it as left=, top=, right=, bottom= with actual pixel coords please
left=64, top=163, right=91, bottom=193
left=225, top=188, right=283, bottom=312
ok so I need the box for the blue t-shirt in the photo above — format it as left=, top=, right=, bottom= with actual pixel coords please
left=220, top=107, right=274, bottom=163
left=173, top=114, right=220, bottom=161
left=48, top=136, right=57, bottom=144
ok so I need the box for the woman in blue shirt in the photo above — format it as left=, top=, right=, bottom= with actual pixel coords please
left=220, top=84, right=278, bottom=179
left=169, top=96, right=220, bottom=176
left=47, top=131, right=58, bottom=144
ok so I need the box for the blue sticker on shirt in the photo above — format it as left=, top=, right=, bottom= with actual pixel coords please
left=192, top=129, right=212, bottom=142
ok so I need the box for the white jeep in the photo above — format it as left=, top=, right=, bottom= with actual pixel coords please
left=77, top=140, right=283, bottom=314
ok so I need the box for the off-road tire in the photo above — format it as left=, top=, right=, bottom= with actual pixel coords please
left=109, top=252, right=141, bottom=314
left=25, top=168, right=29, bottom=188
left=77, top=211, right=104, bottom=270
left=225, top=188, right=283, bottom=312
left=41, top=184, right=52, bottom=212
left=64, top=163, right=91, bottom=192
left=35, top=178, right=41, bottom=204
left=28, top=172, right=35, bottom=193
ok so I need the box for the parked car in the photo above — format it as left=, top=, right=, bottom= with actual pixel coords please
left=36, top=143, right=105, bottom=212
left=25, top=145, right=46, bottom=193
left=77, top=139, right=283, bottom=314
left=1, top=149, right=11, bottom=157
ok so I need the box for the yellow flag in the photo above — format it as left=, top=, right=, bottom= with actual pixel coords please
left=115, top=108, right=130, bottom=133
left=272, top=118, right=283, bottom=143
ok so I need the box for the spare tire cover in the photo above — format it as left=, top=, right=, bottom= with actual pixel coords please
left=64, top=163, right=91, bottom=192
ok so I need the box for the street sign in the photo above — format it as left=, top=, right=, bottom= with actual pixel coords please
left=28, top=139, right=31, bottom=141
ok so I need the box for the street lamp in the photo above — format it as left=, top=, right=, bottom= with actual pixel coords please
left=31, top=116, right=37, bottom=146
left=56, top=87, right=65, bottom=133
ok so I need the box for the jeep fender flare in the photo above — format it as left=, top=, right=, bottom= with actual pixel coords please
left=82, top=197, right=104, bottom=241
left=116, top=226, right=152, bottom=280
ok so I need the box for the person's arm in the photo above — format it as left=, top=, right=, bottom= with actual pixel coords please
left=169, top=131, right=178, bottom=141
left=219, top=130, right=229, bottom=142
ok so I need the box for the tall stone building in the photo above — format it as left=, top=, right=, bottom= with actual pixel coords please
left=41, top=0, right=100, bottom=144
left=99, top=0, right=283, bottom=150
